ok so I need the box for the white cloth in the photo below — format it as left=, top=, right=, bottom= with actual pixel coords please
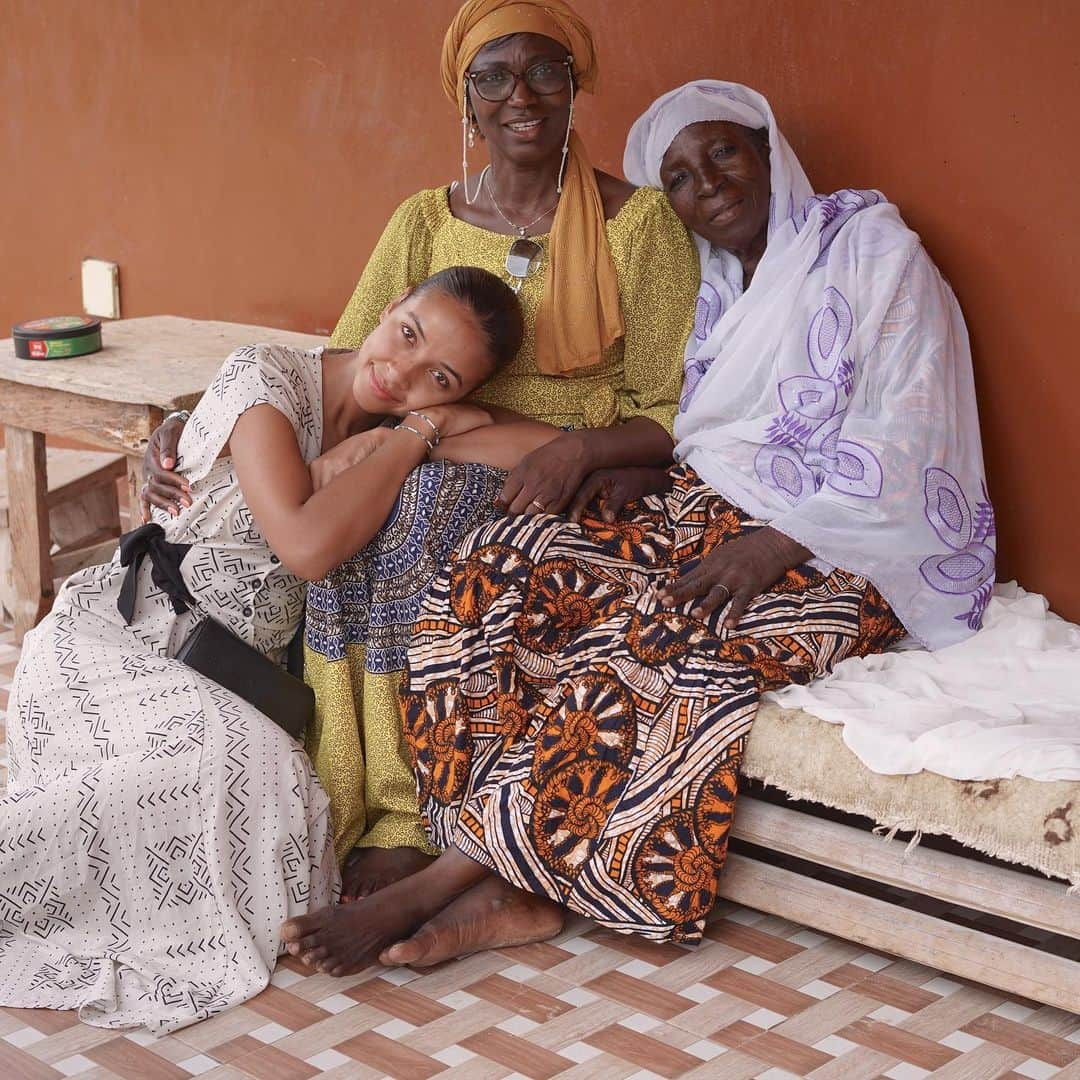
left=1, top=344, right=337, bottom=1033
left=768, top=584, right=1080, bottom=782
left=624, top=81, right=995, bottom=650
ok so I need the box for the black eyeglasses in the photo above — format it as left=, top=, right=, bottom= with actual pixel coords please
left=465, top=57, right=573, bottom=103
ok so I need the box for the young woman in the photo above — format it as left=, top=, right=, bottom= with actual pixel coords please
left=0, top=266, right=523, bottom=1032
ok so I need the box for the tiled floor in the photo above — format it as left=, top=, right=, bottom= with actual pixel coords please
left=1, top=623, right=1077, bottom=1079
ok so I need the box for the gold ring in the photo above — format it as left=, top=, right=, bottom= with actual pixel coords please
left=529, top=500, right=546, bottom=513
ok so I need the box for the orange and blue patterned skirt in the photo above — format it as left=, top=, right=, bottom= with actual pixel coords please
left=400, top=465, right=905, bottom=942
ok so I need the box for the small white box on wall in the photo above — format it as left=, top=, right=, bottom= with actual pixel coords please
left=82, top=258, right=120, bottom=320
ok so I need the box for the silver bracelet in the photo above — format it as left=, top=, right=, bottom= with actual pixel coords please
left=406, top=410, right=441, bottom=447
left=165, top=409, right=191, bottom=424
left=396, top=422, right=436, bottom=454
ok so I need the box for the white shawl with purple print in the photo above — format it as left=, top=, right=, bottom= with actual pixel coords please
left=624, top=81, right=994, bottom=649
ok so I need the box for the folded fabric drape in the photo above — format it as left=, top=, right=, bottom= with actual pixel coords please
left=441, top=0, right=624, bottom=374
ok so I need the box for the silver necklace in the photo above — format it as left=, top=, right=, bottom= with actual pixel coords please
left=485, top=170, right=559, bottom=237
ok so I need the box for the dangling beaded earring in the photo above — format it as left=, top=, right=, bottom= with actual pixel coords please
left=556, top=57, right=576, bottom=195
left=461, top=80, right=487, bottom=205
left=467, top=119, right=477, bottom=149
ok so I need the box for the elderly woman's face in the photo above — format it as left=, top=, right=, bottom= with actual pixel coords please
left=660, top=121, right=771, bottom=253
left=467, top=33, right=573, bottom=166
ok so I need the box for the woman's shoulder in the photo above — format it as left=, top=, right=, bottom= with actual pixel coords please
left=595, top=170, right=637, bottom=219
left=604, top=181, right=685, bottom=235
left=384, top=187, right=452, bottom=236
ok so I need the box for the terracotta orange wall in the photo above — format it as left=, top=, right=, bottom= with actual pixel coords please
left=3, top=1, right=1078, bottom=620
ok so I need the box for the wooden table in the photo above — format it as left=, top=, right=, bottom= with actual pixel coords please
left=0, top=315, right=323, bottom=640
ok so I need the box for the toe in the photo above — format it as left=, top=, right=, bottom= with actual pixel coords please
left=281, top=913, right=321, bottom=940
left=301, top=946, right=330, bottom=968
left=381, top=928, right=436, bottom=967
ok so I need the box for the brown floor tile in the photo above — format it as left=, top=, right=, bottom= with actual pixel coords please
left=230, top=1044, right=320, bottom=1080
left=704, top=967, right=817, bottom=1015
left=208, top=1034, right=266, bottom=1063
left=495, top=941, right=577, bottom=970
left=856, top=972, right=942, bottom=1012
left=737, top=1030, right=834, bottom=1075
left=584, top=1023, right=704, bottom=1079
left=823, top=962, right=874, bottom=989
left=964, top=1013, right=1080, bottom=1067
left=335, top=1030, right=444, bottom=1079
left=585, top=970, right=696, bottom=1020
left=710, top=1020, right=764, bottom=1048
left=342, top=977, right=393, bottom=1006
left=839, top=1017, right=960, bottom=1071
left=466, top=973, right=572, bottom=1023
left=0, top=1040, right=62, bottom=1080
left=461, top=1027, right=575, bottom=1078
left=1, top=1006, right=81, bottom=1034
left=704, top=920, right=805, bottom=963
left=366, top=986, right=452, bottom=1027
left=247, top=984, right=333, bottom=1030
left=582, top=928, right=690, bottom=966
left=85, top=1037, right=191, bottom=1080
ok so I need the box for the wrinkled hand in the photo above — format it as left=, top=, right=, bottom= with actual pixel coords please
left=141, top=415, right=189, bottom=521
left=657, top=526, right=813, bottom=629
left=310, top=427, right=393, bottom=490
left=496, top=431, right=593, bottom=516
left=567, top=467, right=673, bottom=523
left=419, top=404, right=493, bottom=440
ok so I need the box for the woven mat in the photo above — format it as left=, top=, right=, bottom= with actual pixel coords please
left=1, top=625, right=1078, bottom=1079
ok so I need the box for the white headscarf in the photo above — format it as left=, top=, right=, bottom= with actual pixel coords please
left=624, top=81, right=995, bottom=650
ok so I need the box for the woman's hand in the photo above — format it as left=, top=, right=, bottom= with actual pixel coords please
left=657, top=526, right=813, bottom=629
left=310, top=427, right=393, bottom=491
left=567, top=467, right=673, bottom=523
left=496, top=431, right=595, bottom=516
left=140, top=415, right=190, bottom=521
left=419, top=404, right=494, bottom=440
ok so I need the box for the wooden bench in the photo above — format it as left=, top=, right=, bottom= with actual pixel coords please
left=0, top=448, right=125, bottom=623
left=720, top=702, right=1080, bottom=1011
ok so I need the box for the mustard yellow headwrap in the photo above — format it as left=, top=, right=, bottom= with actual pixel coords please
left=441, top=0, right=624, bottom=375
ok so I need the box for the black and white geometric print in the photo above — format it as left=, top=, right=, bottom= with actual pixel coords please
left=0, top=344, right=337, bottom=1032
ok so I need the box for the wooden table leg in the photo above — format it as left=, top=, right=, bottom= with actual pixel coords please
left=125, top=455, right=145, bottom=526
left=5, top=426, right=53, bottom=642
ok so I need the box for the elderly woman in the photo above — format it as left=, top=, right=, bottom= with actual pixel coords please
left=281, top=80, right=994, bottom=974
left=145, top=0, right=698, bottom=896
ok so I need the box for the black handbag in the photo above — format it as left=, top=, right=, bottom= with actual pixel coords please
left=175, top=616, right=313, bottom=740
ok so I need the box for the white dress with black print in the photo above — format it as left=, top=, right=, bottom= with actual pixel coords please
left=0, top=344, right=337, bottom=1033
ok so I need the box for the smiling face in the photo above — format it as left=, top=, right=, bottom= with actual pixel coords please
left=466, top=33, right=573, bottom=167
left=352, top=288, right=493, bottom=416
left=660, top=121, right=772, bottom=256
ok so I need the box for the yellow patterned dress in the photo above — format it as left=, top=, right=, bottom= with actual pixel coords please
left=305, top=184, right=698, bottom=863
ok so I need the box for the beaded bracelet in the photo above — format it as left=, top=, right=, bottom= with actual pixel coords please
left=406, top=410, right=441, bottom=447
left=396, top=422, right=437, bottom=454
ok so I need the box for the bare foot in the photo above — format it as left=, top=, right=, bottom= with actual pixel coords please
left=281, top=878, right=430, bottom=976
left=282, top=847, right=488, bottom=976
left=379, top=876, right=564, bottom=967
left=341, top=847, right=436, bottom=901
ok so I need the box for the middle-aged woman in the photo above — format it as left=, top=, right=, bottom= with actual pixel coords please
left=280, top=80, right=994, bottom=974
left=143, top=0, right=698, bottom=899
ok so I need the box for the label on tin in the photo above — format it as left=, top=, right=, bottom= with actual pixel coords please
left=20, top=316, right=97, bottom=333
left=24, top=334, right=101, bottom=359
